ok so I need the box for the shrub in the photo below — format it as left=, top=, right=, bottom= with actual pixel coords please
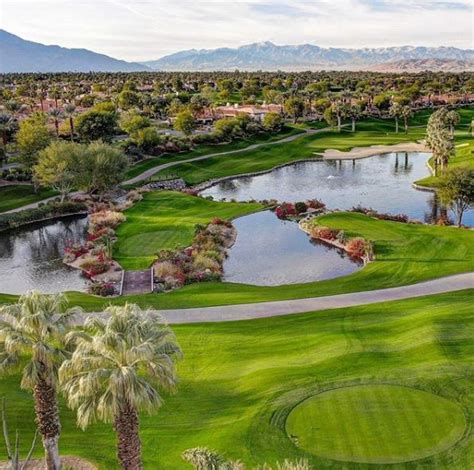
left=192, top=254, right=221, bottom=272
left=88, top=281, right=116, bottom=297
left=90, top=210, right=125, bottom=229
left=315, top=226, right=339, bottom=240
left=80, top=259, right=109, bottom=277
left=295, top=201, right=308, bottom=214
left=154, top=261, right=183, bottom=281
left=0, top=201, right=87, bottom=231
left=275, top=202, right=297, bottom=219
left=306, top=199, right=326, bottom=210
left=346, top=237, right=371, bottom=258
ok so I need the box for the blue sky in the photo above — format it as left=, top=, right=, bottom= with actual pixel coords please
left=1, top=0, right=472, bottom=61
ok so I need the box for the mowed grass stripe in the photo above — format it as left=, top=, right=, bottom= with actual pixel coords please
left=113, top=191, right=262, bottom=270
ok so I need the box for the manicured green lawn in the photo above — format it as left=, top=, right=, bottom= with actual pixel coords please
left=0, top=290, right=472, bottom=468
left=0, top=185, right=57, bottom=212
left=123, top=125, right=304, bottom=180
left=114, top=191, right=262, bottom=270
left=286, top=384, right=466, bottom=464
left=164, top=108, right=474, bottom=186
left=5, top=211, right=471, bottom=311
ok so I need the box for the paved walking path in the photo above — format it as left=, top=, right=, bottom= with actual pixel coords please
left=77, top=273, right=473, bottom=325
left=3, top=127, right=322, bottom=214
left=122, top=127, right=323, bottom=185
left=121, top=269, right=153, bottom=295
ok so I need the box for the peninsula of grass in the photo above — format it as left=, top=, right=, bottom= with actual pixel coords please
left=6, top=210, right=471, bottom=311
left=114, top=191, right=262, bottom=270
left=416, top=134, right=474, bottom=188
left=0, top=185, right=57, bottom=213
left=0, top=290, right=472, bottom=469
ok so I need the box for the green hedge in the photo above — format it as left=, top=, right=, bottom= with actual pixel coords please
left=0, top=201, right=88, bottom=231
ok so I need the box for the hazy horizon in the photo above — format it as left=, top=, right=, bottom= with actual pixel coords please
left=1, top=0, right=473, bottom=62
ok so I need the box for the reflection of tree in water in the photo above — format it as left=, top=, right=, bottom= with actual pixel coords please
left=392, top=152, right=413, bottom=176
left=425, top=194, right=451, bottom=224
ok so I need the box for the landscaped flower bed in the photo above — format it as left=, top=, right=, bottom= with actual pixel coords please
left=153, top=218, right=236, bottom=292
left=300, top=220, right=374, bottom=263
left=274, top=199, right=326, bottom=220
left=350, top=205, right=410, bottom=223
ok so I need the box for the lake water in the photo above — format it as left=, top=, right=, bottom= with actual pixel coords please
left=223, top=210, right=362, bottom=286
left=201, top=152, right=474, bottom=226
left=0, top=216, right=88, bottom=295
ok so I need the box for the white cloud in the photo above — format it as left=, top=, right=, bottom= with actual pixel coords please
left=1, top=0, right=472, bottom=61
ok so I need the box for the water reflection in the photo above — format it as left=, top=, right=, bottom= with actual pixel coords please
left=202, top=152, right=473, bottom=226
left=0, top=216, right=88, bottom=294
left=224, top=211, right=362, bottom=286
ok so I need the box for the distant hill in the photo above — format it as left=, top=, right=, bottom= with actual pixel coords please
left=142, top=41, right=474, bottom=71
left=370, top=58, right=474, bottom=73
left=0, top=30, right=150, bottom=73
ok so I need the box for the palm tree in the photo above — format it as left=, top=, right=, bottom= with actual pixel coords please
left=332, top=100, right=347, bottom=132
left=446, top=110, right=460, bottom=136
left=0, top=291, right=82, bottom=470
left=49, top=108, right=63, bottom=137
left=400, top=105, right=413, bottom=134
left=348, top=104, right=361, bottom=132
left=63, top=103, right=77, bottom=141
left=60, top=304, right=182, bottom=470
left=389, top=102, right=401, bottom=133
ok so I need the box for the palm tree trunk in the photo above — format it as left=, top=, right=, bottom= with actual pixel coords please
left=395, top=117, right=399, bottom=133
left=33, top=378, right=61, bottom=470
left=69, top=117, right=74, bottom=141
left=54, top=120, right=59, bottom=137
left=114, top=403, right=142, bottom=470
left=352, top=118, right=355, bottom=132
left=337, top=115, right=341, bottom=132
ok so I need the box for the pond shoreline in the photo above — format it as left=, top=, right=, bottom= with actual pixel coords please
left=195, top=143, right=430, bottom=195
left=0, top=211, right=89, bottom=233
left=318, top=142, right=429, bottom=160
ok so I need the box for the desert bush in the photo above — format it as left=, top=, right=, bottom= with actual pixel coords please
left=294, top=201, right=308, bottom=214
left=192, top=253, right=221, bottom=272
left=87, top=281, right=116, bottom=296
left=346, top=237, right=371, bottom=258
left=154, top=261, right=183, bottom=280
left=90, top=210, right=125, bottom=228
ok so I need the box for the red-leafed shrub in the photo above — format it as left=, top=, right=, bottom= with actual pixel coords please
left=346, top=238, right=370, bottom=258
left=306, top=199, right=326, bottom=210
left=275, top=202, right=297, bottom=219
left=64, top=244, right=88, bottom=259
left=316, top=227, right=340, bottom=240
left=88, top=281, right=116, bottom=297
left=80, top=260, right=109, bottom=277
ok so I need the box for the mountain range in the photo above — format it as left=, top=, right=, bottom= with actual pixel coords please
left=1, top=30, right=473, bottom=73
left=0, top=30, right=149, bottom=73
left=143, top=41, right=474, bottom=71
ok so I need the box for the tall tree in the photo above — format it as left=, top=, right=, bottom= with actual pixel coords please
left=60, top=304, right=182, bottom=470
left=0, top=292, right=81, bottom=470
left=48, top=108, right=63, bottom=137
left=389, top=102, right=402, bottom=133
left=63, top=103, right=77, bottom=141
left=284, top=97, right=305, bottom=124
left=34, top=141, right=80, bottom=201
left=437, top=166, right=474, bottom=227
left=16, top=113, right=51, bottom=172
left=400, top=105, right=413, bottom=134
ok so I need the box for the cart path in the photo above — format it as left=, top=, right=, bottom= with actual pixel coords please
left=4, top=127, right=323, bottom=213
left=76, top=272, right=473, bottom=325
left=122, top=127, right=324, bottom=185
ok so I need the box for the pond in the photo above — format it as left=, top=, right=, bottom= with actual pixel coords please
left=223, top=210, right=362, bottom=286
left=0, top=216, right=88, bottom=295
left=201, top=152, right=474, bottom=226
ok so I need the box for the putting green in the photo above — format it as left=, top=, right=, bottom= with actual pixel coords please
left=285, top=384, right=466, bottom=464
